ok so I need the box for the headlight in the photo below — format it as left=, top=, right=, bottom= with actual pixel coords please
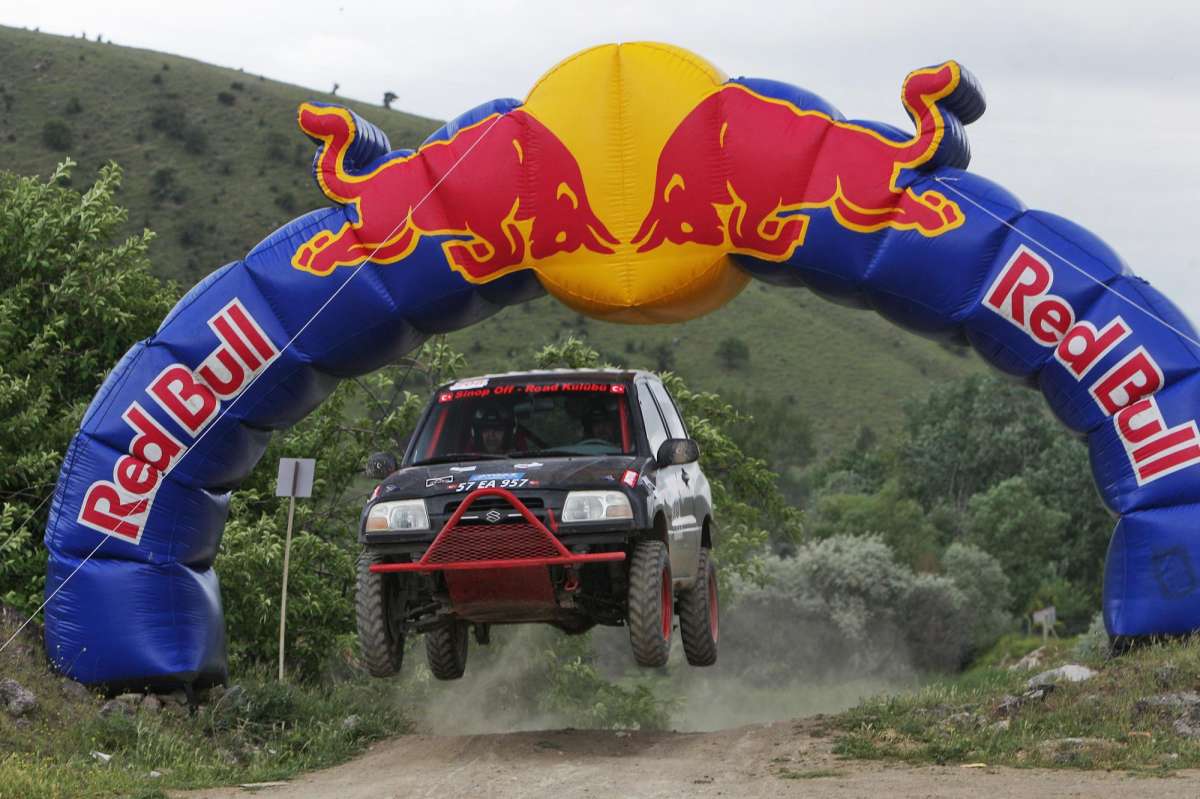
left=366, top=499, right=430, bottom=532
left=562, top=491, right=633, bottom=522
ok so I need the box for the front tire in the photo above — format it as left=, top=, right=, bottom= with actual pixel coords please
left=677, top=548, right=718, bottom=666
left=356, top=550, right=405, bottom=678
left=425, top=621, right=469, bottom=680
left=627, top=540, right=673, bottom=667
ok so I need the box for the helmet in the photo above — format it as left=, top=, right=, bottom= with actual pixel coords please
left=473, top=405, right=513, bottom=433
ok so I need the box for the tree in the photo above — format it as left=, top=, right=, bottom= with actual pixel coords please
left=383, top=91, right=397, bottom=110
left=715, top=336, right=750, bottom=370
left=40, top=119, right=73, bottom=151
left=0, top=161, right=176, bottom=612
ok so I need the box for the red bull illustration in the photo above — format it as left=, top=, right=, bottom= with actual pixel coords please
left=44, top=42, right=1200, bottom=690
left=633, top=62, right=971, bottom=259
left=291, top=104, right=618, bottom=282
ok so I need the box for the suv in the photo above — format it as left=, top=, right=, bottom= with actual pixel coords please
left=356, top=368, right=718, bottom=680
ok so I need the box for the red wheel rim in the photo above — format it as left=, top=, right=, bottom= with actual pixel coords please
left=660, top=563, right=673, bottom=641
left=707, top=565, right=719, bottom=643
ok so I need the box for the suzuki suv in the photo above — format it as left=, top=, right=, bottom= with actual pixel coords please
left=356, top=368, right=718, bottom=679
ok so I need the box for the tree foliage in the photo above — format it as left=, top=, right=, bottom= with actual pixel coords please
left=806, top=373, right=1110, bottom=633
left=0, top=161, right=176, bottom=612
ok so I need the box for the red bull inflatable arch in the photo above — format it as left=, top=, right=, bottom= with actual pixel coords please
left=45, top=42, right=1200, bottom=687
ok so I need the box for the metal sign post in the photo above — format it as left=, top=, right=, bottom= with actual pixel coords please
left=275, top=458, right=315, bottom=682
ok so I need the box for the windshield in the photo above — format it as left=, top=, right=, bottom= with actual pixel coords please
left=411, top=380, right=634, bottom=464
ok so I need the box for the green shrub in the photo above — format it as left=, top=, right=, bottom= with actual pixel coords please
left=721, top=535, right=1005, bottom=679
left=941, top=542, right=1012, bottom=652
left=716, top=336, right=750, bottom=370
left=40, top=119, right=72, bottom=151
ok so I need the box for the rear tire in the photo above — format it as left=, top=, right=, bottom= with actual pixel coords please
left=627, top=540, right=673, bottom=667
left=677, top=548, right=718, bottom=666
left=425, top=621, right=469, bottom=680
left=356, top=550, right=405, bottom=678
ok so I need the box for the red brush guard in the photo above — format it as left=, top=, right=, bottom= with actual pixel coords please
left=370, top=487, right=626, bottom=573
left=369, top=488, right=625, bottom=621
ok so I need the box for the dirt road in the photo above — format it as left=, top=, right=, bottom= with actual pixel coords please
left=181, top=718, right=1200, bottom=799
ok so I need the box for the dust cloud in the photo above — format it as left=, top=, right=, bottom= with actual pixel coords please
left=392, top=594, right=919, bottom=735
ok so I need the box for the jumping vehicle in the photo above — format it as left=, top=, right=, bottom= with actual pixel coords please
left=355, top=368, right=718, bottom=679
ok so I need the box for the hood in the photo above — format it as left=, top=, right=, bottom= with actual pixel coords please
left=375, top=454, right=643, bottom=499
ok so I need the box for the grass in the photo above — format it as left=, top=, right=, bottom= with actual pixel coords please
left=0, top=24, right=983, bottom=452
left=832, top=634, right=1200, bottom=772
left=0, top=608, right=410, bottom=799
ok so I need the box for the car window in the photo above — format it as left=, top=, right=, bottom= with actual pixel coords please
left=410, top=380, right=634, bottom=462
left=648, top=381, right=687, bottom=439
left=636, top=382, right=670, bottom=454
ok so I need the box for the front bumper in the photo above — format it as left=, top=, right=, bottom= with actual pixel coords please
left=368, top=487, right=627, bottom=574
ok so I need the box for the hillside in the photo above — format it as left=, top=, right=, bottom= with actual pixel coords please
left=0, top=25, right=440, bottom=282
left=0, top=24, right=982, bottom=449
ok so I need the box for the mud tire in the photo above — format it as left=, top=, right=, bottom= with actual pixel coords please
left=627, top=540, right=673, bottom=667
left=677, top=548, right=719, bottom=666
left=425, top=621, right=469, bottom=680
left=355, top=550, right=405, bottom=678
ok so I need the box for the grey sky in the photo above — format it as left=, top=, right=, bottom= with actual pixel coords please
left=6, top=1, right=1200, bottom=322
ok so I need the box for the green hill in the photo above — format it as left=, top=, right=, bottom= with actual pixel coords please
left=0, top=25, right=440, bottom=282
left=0, top=24, right=982, bottom=450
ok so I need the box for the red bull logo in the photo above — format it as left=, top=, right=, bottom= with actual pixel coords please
left=291, top=105, right=617, bottom=282
left=632, top=62, right=968, bottom=260
left=286, top=46, right=976, bottom=324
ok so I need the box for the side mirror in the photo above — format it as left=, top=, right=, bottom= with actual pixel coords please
left=656, top=438, right=700, bottom=468
left=365, top=451, right=398, bottom=480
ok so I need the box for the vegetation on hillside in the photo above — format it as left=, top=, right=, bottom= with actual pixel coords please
left=0, top=24, right=439, bottom=284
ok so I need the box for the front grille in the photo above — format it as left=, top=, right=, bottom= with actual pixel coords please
left=424, top=522, right=563, bottom=563
left=444, top=496, right=544, bottom=515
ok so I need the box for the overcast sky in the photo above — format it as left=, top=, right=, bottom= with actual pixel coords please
left=6, top=1, right=1200, bottom=323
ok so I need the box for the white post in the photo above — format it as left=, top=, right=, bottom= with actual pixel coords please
left=274, top=458, right=313, bottom=683
left=278, top=460, right=298, bottom=683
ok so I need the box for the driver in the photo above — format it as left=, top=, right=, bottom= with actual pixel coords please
left=472, top=406, right=513, bottom=454
left=582, top=402, right=620, bottom=446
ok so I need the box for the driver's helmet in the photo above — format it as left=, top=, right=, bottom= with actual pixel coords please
left=472, top=405, right=514, bottom=437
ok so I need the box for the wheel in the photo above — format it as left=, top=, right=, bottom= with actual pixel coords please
left=677, top=548, right=718, bottom=666
left=627, top=540, right=673, bottom=667
left=355, top=550, right=405, bottom=678
left=425, top=620, right=469, bottom=680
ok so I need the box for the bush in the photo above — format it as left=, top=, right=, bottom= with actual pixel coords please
left=1073, top=612, right=1109, bottom=662
left=0, top=162, right=174, bottom=613
left=218, top=516, right=354, bottom=676
left=721, top=535, right=998, bottom=680
left=40, top=119, right=72, bottom=151
left=716, top=336, right=750, bottom=370
left=941, top=542, right=1012, bottom=652
left=217, top=90, right=236, bottom=106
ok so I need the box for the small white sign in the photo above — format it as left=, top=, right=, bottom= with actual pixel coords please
left=1032, top=606, right=1056, bottom=627
left=449, top=378, right=489, bottom=391
left=275, top=458, right=315, bottom=498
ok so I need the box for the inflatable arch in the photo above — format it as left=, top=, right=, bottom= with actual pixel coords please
left=45, top=42, right=1200, bottom=687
